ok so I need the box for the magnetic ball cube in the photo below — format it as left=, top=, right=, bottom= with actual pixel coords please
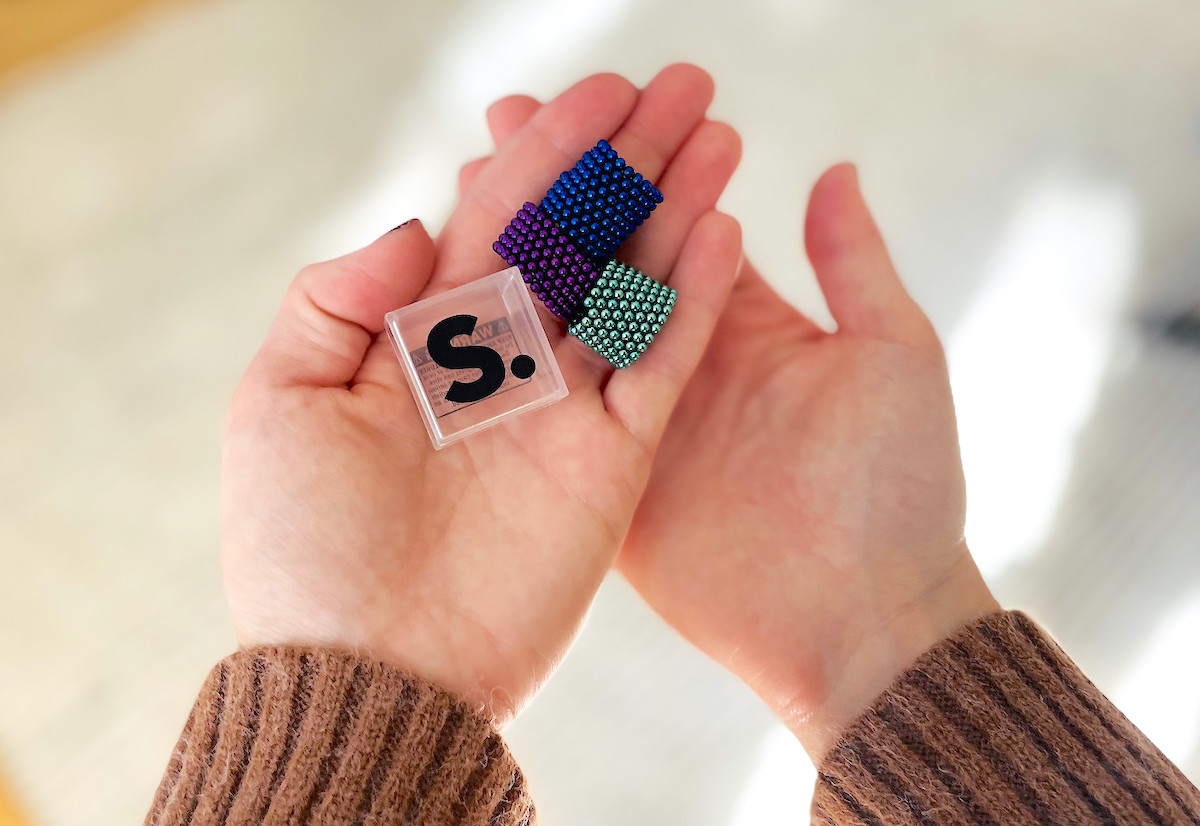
left=540, top=139, right=664, bottom=264
left=495, top=139, right=673, bottom=368
left=493, top=203, right=602, bottom=321
left=566, top=261, right=677, bottom=369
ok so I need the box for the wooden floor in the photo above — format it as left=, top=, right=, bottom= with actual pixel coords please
left=0, top=6, right=182, bottom=814
left=0, top=0, right=181, bottom=81
left=0, top=771, right=29, bottom=826
left=0, top=5, right=177, bottom=820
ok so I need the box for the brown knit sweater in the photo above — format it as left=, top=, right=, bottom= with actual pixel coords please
left=146, top=611, right=1200, bottom=825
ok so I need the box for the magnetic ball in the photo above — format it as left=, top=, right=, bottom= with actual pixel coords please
left=540, top=139, right=663, bottom=265
left=567, top=260, right=676, bottom=369
left=493, top=202, right=602, bottom=321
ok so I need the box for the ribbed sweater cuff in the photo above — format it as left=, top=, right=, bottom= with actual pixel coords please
left=814, top=610, right=1200, bottom=825
left=145, top=647, right=535, bottom=826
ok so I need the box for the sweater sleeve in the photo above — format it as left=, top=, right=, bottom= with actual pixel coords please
left=813, top=610, right=1200, bottom=825
left=144, top=646, right=535, bottom=826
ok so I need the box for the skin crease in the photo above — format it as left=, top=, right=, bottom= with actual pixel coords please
left=481, top=78, right=999, bottom=761
left=221, top=65, right=746, bottom=727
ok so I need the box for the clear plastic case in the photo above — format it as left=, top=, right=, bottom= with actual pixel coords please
left=384, top=267, right=568, bottom=449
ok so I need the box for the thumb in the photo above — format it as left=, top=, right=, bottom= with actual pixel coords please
left=248, top=219, right=436, bottom=388
left=804, top=164, right=931, bottom=345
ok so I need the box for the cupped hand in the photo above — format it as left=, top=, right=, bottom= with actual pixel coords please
left=619, top=164, right=1000, bottom=760
left=477, top=89, right=997, bottom=753
left=221, top=65, right=743, bottom=725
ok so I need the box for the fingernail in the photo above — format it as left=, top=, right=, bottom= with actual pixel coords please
left=382, top=218, right=419, bottom=237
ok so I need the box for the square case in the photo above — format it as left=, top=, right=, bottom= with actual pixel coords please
left=384, top=267, right=568, bottom=449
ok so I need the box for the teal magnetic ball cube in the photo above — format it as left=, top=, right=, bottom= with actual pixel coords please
left=567, top=261, right=677, bottom=369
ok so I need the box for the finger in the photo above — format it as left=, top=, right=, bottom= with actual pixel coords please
left=804, top=164, right=931, bottom=344
left=618, top=119, right=741, bottom=278
left=602, top=211, right=742, bottom=447
left=607, top=62, right=715, bottom=188
left=486, top=94, right=540, bottom=147
left=459, top=97, right=541, bottom=197
left=431, top=73, right=638, bottom=293
left=247, top=220, right=436, bottom=388
left=460, top=95, right=542, bottom=203
left=458, top=156, right=489, bottom=196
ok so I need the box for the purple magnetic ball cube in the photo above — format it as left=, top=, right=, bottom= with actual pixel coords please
left=493, top=202, right=603, bottom=321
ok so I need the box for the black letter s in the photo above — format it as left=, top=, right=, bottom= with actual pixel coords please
left=426, top=315, right=506, bottom=403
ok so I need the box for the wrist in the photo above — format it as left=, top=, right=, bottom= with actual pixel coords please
left=777, top=552, right=1000, bottom=762
left=235, top=620, right=526, bottom=728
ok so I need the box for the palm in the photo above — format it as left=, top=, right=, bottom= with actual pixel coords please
left=619, top=169, right=997, bottom=757
left=625, top=266, right=964, bottom=663
left=225, top=382, right=640, bottom=707
left=221, top=66, right=744, bottom=722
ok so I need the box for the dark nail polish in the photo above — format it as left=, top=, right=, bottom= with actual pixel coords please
left=382, top=218, right=417, bottom=237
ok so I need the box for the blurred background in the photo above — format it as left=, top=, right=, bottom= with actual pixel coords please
left=1, top=0, right=1199, bottom=824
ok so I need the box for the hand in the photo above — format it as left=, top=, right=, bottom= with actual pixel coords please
left=220, top=65, right=743, bottom=725
left=619, top=164, right=1000, bottom=760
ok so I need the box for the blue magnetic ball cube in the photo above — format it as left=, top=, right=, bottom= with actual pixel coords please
left=540, top=139, right=664, bottom=265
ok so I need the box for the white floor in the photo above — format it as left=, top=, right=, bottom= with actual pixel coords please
left=1, top=1, right=1199, bottom=824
